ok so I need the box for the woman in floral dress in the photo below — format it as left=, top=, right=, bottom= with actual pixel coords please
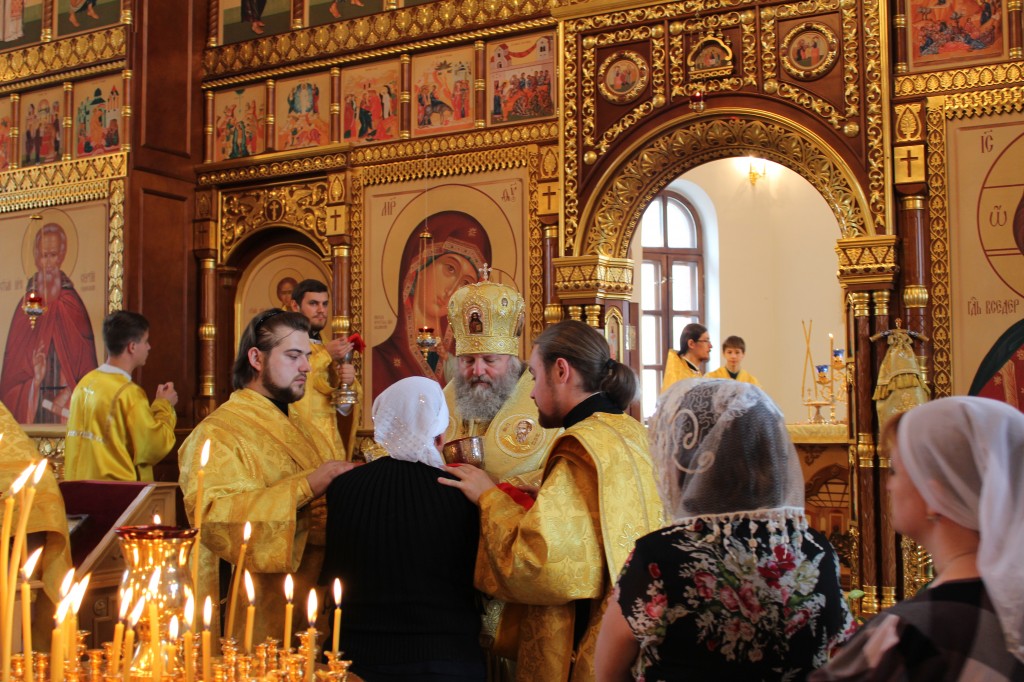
left=596, top=379, right=854, bottom=681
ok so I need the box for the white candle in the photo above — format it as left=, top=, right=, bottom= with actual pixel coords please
left=166, top=616, right=179, bottom=675
left=283, top=574, right=294, bottom=650
left=1, top=465, right=31, bottom=682
left=124, top=599, right=145, bottom=681
left=225, top=521, right=251, bottom=639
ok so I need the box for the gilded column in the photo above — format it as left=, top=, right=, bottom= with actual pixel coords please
left=1009, top=0, right=1022, bottom=59
left=121, top=70, right=133, bottom=154
left=893, top=0, right=908, bottom=74
left=900, top=195, right=931, bottom=386
left=41, top=0, right=52, bottom=41
left=120, top=0, right=132, bottom=24
left=207, top=1, right=218, bottom=47
left=194, top=189, right=219, bottom=420
left=850, top=291, right=879, bottom=614
left=330, top=237, right=353, bottom=338
left=330, top=68, right=341, bottom=144
left=873, top=290, right=897, bottom=610
left=62, top=82, right=73, bottom=161
left=9, top=93, right=19, bottom=170
left=291, top=0, right=303, bottom=29
left=474, top=41, right=486, bottom=129
left=566, top=306, right=582, bottom=322
left=204, top=91, right=214, bottom=164
left=400, top=55, right=412, bottom=140
left=584, top=305, right=602, bottom=328
left=266, top=79, right=277, bottom=152
left=542, top=220, right=562, bottom=325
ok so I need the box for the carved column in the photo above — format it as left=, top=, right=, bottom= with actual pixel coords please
left=330, top=68, right=341, bottom=144
left=873, top=290, right=897, bottom=610
left=291, top=0, right=303, bottom=29
left=1009, top=0, right=1022, bottom=59
left=194, top=189, right=219, bottom=421
left=850, top=291, right=879, bottom=614
left=474, top=41, right=486, bottom=129
left=893, top=0, right=909, bottom=74
left=566, top=306, right=582, bottom=322
left=203, top=91, right=214, bottom=163
left=9, top=93, right=19, bottom=170
left=400, top=55, right=412, bottom=140
left=121, top=70, right=133, bottom=154
left=62, top=82, right=73, bottom=161
left=266, top=79, right=277, bottom=152
left=584, top=304, right=602, bottom=328
left=899, top=195, right=931, bottom=386
left=542, top=219, right=562, bottom=325
left=207, top=1, right=218, bottom=47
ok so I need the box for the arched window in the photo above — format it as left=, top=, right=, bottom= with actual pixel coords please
left=639, top=191, right=705, bottom=419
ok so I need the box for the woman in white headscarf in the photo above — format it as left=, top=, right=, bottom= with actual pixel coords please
left=813, top=396, right=1024, bottom=681
left=596, top=379, right=854, bottom=681
left=321, top=377, right=486, bottom=681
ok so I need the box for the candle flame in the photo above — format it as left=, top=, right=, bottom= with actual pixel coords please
left=200, top=439, right=211, bottom=467
left=32, top=458, right=47, bottom=484
left=243, top=520, right=252, bottom=542
left=284, top=574, right=294, bottom=602
left=55, top=594, right=72, bottom=625
left=185, top=593, right=195, bottom=629
left=23, top=546, right=44, bottom=579
left=203, top=596, right=213, bottom=629
left=333, top=578, right=342, bottom=606
left=119, top=588, right=134, bottom=620
left=147, top=566, right=162, bottom=596
left=169, top=615, right=179, bottom=641
left=306, top=588, right=317, bottom=626
left=130, top=598, right=146, bottom=627
left=71, top=574, right=91, bottom=614
left=10, top=462, right=33, bottom=494
left=153, top=513, right=162, bottom=525
left=244, top=569, right=255, bottom=604
left=60, top=568, right=75, bottom=598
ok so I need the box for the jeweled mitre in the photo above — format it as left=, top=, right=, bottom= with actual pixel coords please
left=448, top=278, right=525, bottom=356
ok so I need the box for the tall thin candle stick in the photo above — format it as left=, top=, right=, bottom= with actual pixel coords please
left=202, top=597, right=213, bottom=682
left=123, top=599, right=145, bottom=681
left=3, top=462, right=43, bottom=682
left=243, top=570, right=255, bottom=654
left=20, top=548, right=42, bottom=682
left=191, top=440, right=210, bottom=600
left=305, top=589, right=317, bottom=682
left=108, top=590, right=131, bottom=678
left=50, top=598, right=71, bottom=682
left=331, top=579, right=342, bottom=657
left=224, top=521, right=251, bottom=639
left=283, top=574, right=294, bottom=650
left=1, top=464, right=33, bottom=675
left=183, top=594, right=195, bottom=682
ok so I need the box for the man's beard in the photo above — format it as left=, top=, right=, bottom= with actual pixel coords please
left=454, top=362, right=521, bottom=423
left=262, top=371, right=305, bottom=403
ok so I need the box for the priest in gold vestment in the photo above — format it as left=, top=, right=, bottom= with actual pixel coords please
left=661, top=322, right=711, bottom=394
left=178, top=310, right=354, bottom=641
left=442, top=320, right=664, bottom=681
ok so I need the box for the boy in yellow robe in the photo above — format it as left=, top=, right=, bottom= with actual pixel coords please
left=64, top=311, right=178, bottom=481
left=706, top=334, right=763, bottom=386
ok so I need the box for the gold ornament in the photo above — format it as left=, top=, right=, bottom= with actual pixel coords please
left=447, top=266, right=526, bottom=357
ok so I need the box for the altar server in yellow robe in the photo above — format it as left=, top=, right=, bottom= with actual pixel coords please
left=178, top=310, right=354, bottom=641
left=64, top=310, right=178, bottom=481
left=661, top=322, right=711, bottom=394
left=441, top=320, right=664, bottom=681
left=1, top=401, right=71, bottom=614
left=288, top=279, right=359, bottom=460
left=706, top=334, right=763, bottom=386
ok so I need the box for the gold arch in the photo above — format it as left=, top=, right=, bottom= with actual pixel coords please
left=575, top=108, right=877, bottom=258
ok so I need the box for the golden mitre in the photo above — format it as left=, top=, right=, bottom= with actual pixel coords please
left=448, top=267, right=525, bottom=356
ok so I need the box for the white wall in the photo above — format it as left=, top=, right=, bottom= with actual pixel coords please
left=653, top=158, right=847, bottom=423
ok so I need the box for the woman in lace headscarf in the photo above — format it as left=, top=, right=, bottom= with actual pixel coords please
left=321, top=377, right=486, bottom=681
left=813, top=397, right=1024, bottom=681
left=596, top=379, right=854, bottom=681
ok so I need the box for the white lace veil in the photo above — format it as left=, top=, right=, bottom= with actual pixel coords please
left=650, top=379, right=805, bottom=528
left=372, top=376, right=449, bottom=468
left=896, top=396, right=1024, bottom=662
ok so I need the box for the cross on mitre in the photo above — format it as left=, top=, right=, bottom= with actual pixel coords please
left=478, top=263, right=493, bottom=281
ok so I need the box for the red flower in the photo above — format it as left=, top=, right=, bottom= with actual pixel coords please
left=757, top=545, right=797, bottom=587
left=645, top=593, right=667, bottom=619
left=347, top=332, right=366, bottom=354
left=719, top=585, right=740, bottom=611
left=738, top=583, right=764, bottom=622
left=785, top=608, right=811, bottom=637
left=694, top=571, right=717, bottom=599
left=648, top=562, right=662, bottom=579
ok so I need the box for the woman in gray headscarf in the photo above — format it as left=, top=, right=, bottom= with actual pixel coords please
left=321, top=376, right=485, bottom=681
left=813, top=397, right=1024, bottom=681
left=596, top=379, right=854, bottom=681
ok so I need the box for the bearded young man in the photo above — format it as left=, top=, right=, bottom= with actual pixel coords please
left=178, top=310, right=354, bottom=640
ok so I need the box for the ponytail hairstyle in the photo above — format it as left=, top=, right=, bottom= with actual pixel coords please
left=533, top=319, right=639, bottom=410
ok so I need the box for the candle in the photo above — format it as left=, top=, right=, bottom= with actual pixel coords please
left=124, top=599, right=144, bottom=681
left=20, top=548, right=42, bottom=682
left=3, top=463, right=41, bottom=682
left=202, top=597, right=213, bottom=682
left=166, top=616, right=179, bottom=675
left=306, top=589, right=317, bottom=682
left=50, top=598, right=70, bottom=682
left=67, top=574, right=90, bottom=664
left=243, top=570, right=255, bottom=653
left=183, top=594, right=195, bottom=682
left=149, top=600, right=162, bottom=681
left=283, top=574, right=294, bottom=650
left=108, top=592, right=131, bottom=677
left=1, top=465, right=32, bottom=682
left=192, top=440, right=210, bottom=599
left=331, top=579, right=342, bottom=657
left=225, top=521, right=251, bottom=639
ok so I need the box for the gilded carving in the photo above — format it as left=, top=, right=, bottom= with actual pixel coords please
left=860, top=0, right=890, bottom=236
left=553, top=255, right=635, bottom=300
left=198, top=152, right=349, bottom=186
left=894, top=103, right=923, bottom=142
left=901, top=536, right=932, bottom=599
left=835, top=235, right=898, bottom=287
left=895, top=63, right=1024, bottom=97
left=943, top=85, right=1024, bottom=119
left=0, top=28, right=127, bottom=85
left=347, top=122, right=558, bottom=165
left=0, top=152, right=128, bottom=210
left=577, top=112, right=873, bottom=258
left=539, top=146, right=559, bottom=179
left=925, top=99, right=952, bottom=397
left=108, top=179, right=126, bottom=313
left=668, top=13, right=754, bottom=99
left=220, top=182, right=332, bottom=261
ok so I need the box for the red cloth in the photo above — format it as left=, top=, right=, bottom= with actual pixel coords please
left=0, top=275, right=97, bottom=423
left=497, top=482, right=535, bottom=510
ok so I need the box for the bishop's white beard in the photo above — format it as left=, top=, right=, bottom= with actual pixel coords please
left=454, top=360, right=522, bottom=423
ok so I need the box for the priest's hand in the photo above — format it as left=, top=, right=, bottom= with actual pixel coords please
left=156, top=382, right=179, bottom=406
left=438, top=463, right=497, bottom=505
left=307, top=460, right=355, bottom=498
left=338, top=362, right=355, bottom=385
left=325, top=337, right=354, bottom=363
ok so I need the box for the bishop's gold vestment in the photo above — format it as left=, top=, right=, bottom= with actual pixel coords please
left=443, top=371, right=560, bottom=486
left=474, top=412, right=664, bottom=681
left=661, top=351, right=702, bottom=394
left=178, top=388, right=339, bottom=642
left=289, top=339, right=359, bottom=460
left=64, top=365, right=177, bottom=481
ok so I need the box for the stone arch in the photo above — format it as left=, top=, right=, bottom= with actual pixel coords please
left=575, top=108, right=877, bottom=258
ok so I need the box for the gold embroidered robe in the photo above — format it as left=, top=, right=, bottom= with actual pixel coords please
left=443, top=372, right=560, bottom=486
left=661, top=351, right=702, bottom=394
left=178, top=388, right=338, bottom=642
left=64, top=366, right=177, bottom=481
left=474, top=413, right=664, bottom=682
left=706, top=366, right=763, bottom=387
left=289, top=340, right=359, bottom=460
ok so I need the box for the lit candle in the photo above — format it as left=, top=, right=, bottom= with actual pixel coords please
left=50, top=598, right=70, bottom=682
left=183, top=594, right=195, bottom=682
left=202, top=597, right=213, bottom=682
left=331, top=579, right=342, bottom=657
left=20, top=548, right=42, bottom=682
left=283, top=574, right=294, bottom=650
left=66, top=574, right=90, bottom=664
left=225, top=521, right=251, bottom=639
left=3, top=462, right=44, bottom=682
left=306, top=589, right=317, bottom=682
left=192, top=440, right=210, bottom=599
left=124, top=599, right=145, bottom=681
left=148, top=599, right=162, bottom=681
left=1, top=465, right=32, bottom=682
left=243, top=570, right=255, bottom=654
left=166, top=616, right=179, bottom=675
left=109, top=589, right=131, bottom=677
